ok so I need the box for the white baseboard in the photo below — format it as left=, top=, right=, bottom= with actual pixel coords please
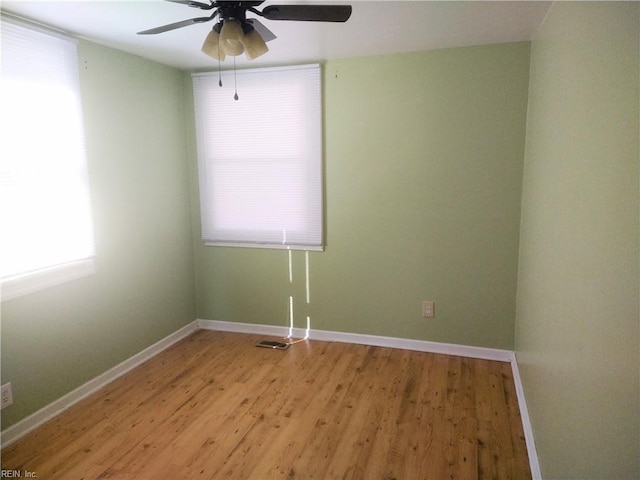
left=197, top=319, right=515, bottom=362
left=196, top=318, right=296, bottom=338
left=0, top=321, right=199, bottom=448
left=1, top=317, right=539, bottom=480
left=511, top=353, right=542, bottom=480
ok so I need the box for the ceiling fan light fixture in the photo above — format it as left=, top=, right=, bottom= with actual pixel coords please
left=242, top=28, right=268, bottom=60
left=201, top=25, right=225, bottom=61
left=139, top=2, right=354, bottom=64
left=220, top=20, right=244, bottom=56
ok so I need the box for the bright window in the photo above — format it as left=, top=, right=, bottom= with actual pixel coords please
left=1, top=16, right=95, bottom=300
left=192, top=64, right=323, bottom=250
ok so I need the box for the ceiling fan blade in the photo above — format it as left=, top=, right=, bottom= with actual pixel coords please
left=165, top=0, right=214, bottom=10
left=247, top=18, right=277, bottom=42
left=261, top=4, right=352, bottom=22
left=137, top=15, right=214, bottom=35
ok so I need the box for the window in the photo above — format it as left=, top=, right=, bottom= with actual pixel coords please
left=1, top=16, right=94, bottom=300
left=192, top=64, right=323, bottom=250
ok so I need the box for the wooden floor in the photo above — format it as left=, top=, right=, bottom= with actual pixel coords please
left=1, top=330, right=531, bottom=479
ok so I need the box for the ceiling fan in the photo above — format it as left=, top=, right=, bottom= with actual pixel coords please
left=138, top=1, right=353, bottom=62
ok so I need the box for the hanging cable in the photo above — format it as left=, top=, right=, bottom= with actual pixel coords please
left=304, top=251, right=310, bottom=339
left=305, top=250, right=310, bottom=304
left=282, top=250, right=312, bottom=345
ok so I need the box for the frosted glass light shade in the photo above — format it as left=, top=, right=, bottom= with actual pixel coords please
left=201, top=29, right=225, bottom=61
left=220, top=20, right=244, bottom=56
left=242, top=29, right=268, bottom=60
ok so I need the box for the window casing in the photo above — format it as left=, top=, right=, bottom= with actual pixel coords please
left=192, top=64, right=323, bottom=250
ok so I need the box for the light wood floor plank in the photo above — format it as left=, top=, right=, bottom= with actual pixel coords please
left=1, top=330, right=531, bottom=479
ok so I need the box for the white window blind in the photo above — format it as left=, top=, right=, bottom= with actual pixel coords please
left=1, top=16, right=95, bottom=300
left=192, top=64, right=323, bottom=250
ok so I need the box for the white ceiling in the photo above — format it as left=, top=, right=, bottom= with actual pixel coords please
left=1, top=1, right=552, bottom=71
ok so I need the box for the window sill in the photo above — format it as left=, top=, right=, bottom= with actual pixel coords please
left=1, top=258, right=95, bottom=302
left=204, top=242, right=324, bottom=251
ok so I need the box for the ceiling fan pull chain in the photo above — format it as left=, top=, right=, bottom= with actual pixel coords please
left=233, top=56, right=239, bottom=100
left=217, top=43, right=223, bottom=87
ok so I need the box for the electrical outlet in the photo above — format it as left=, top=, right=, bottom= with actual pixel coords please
left=422, top=301, right=435, bottom=318
left=1, top=383, right=14, bottom=409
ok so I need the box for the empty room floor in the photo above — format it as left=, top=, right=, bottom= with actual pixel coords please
left=1, top=330, right=531, bottom=479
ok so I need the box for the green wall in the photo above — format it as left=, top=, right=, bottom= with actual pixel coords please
left=0, top=41, right=196, bottom=429
left=515, top=2, right=640, bottom=479
left=193, top=42, right=531, bottom=350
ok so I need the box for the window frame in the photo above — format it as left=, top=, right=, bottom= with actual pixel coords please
left=0, top=14, right=95, bottom=301
left=191, top=64, right=324, bottom=251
